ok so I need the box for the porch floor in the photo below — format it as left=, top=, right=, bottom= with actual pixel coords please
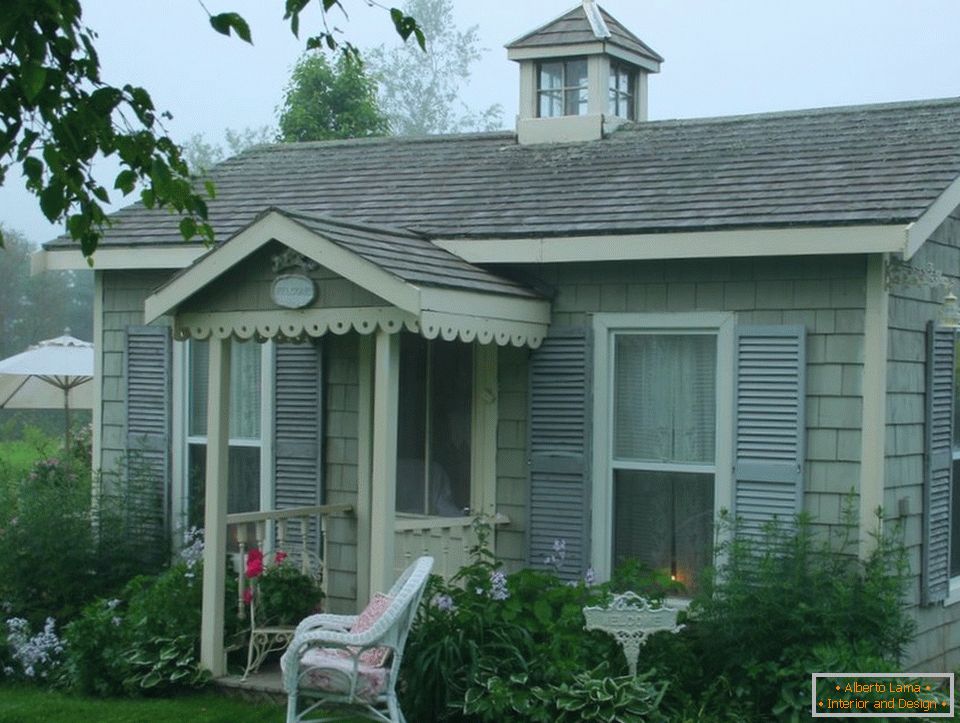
left=215, top=662, right=285, bottom=705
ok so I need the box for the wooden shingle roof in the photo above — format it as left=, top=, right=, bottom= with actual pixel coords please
left=505, top=3, right=663, bottom=64
left=48, top=96, right=960, bottom=249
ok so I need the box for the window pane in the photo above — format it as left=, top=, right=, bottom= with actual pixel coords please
left=614, top=470, right=713, bottom=592
left=188, top=444, right=261, bottom=528
left=538, top=62, right=563, bottom=91
left=397, top=335, right=428, bottom=514
left=565, top=59, right=588, bottom=88
left=395, top=335, right=473, bottom=517
left=188, top=340, right=261, bottom=439
left=614, top=334, right=716, bottom=463
left=565, top=87, right=588, bottom=116
left=429, top=341, right=472, bottom=516
left=539, top=90, right=563, bottom=118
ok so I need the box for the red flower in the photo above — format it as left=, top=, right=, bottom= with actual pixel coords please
left=245, top=548, right=264, bottom=579
left=275, top=551, right=288, bottom=565
left=243, top=587, right=253, bottom=605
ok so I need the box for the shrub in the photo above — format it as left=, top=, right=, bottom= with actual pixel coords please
left=245, top=549, right=323, bottom=625
left=3, top=617, right=65, bottom=682
left=640, top=510, right=915, bottom=721
left=63, top=534, right=240, bottom=696
left=400, top=520, right=624, bottom=721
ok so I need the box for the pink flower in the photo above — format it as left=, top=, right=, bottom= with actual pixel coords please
left=243, top=587, right=253, bottom=605
left=274, top=551, right=288, bottom=565
left=245, top=548, right=264, bottom=579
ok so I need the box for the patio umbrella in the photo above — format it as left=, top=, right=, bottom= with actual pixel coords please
left=0, top=331, right=94, bottom=453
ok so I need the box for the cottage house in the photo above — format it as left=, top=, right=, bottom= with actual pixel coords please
left=33, top=0, right=960, bottom=674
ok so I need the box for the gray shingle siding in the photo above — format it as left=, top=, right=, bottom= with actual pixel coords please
left=888, top=209, right=960, bottom=669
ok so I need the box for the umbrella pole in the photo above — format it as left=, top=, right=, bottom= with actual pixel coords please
left=64, top=386, right=71, bottom=458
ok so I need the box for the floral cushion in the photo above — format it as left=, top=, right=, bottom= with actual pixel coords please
left=295, top=648, right=389, bottom=702
left=349, top=593, right=392, bottom=667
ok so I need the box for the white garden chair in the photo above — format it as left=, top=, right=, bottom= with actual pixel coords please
left=280, top=556, right=434, bottom=723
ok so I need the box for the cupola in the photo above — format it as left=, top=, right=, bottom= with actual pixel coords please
left=506, top=0, right=662, bottom=144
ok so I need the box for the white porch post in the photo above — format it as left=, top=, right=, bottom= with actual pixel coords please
left=369, top=329, right=399, bottom=594
left=200, top=337, right=231, bottom=676
left=356, top=335, right=374, bottom=606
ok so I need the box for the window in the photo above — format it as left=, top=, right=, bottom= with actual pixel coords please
left=611, top=333, right=717, bottom=590
left=185, top=339, right=268, bottom=528
left=592, top=312, right=734, bottom=591
left=608, top=61, right=636, bottom=119
left=396, top=334, right=473, bottom=517
left=537, top=59, right=588, bottom=117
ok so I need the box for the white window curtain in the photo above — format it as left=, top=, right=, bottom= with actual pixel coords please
left=188, top=340, right=262, bottom=440
left=613, top=334, right=716, bottom=464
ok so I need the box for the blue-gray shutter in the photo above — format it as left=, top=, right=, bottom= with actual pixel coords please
left=527, top=327, right=592, bottom=580
left=274, top=341, right=323, bottom=553
left=733, top=325, right=806, bottom=539
left=923, top=322, right=955, bottom=605
left=125, top=325, right=171, bottom=544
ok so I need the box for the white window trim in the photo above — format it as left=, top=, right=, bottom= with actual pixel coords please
left=949, top=333, right=960, bottom=604
left=590, top=312, right=735, bottom=581
left=171, top=339, right=274, bottom=538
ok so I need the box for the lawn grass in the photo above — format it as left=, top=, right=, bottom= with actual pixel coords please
left=0, top=685, right=284, bottom=723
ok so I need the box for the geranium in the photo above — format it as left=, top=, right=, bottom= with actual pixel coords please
left=274, top=551, right=288, bottom=565
left=245, top=548, right=264, bottom=579
left=243, top=587, right=253, bottom=605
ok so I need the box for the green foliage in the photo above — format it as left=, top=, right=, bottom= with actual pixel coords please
left=63, top=559, right=240, bottom=696
left=635, top=511, right=915, bottom=721
left=255, top=559, right=323, bottom=625
left=0, top=451, right=168, bottom=626
left=1, top=3, right=424, bottom=257
left=181, top=127, right=274, bottom=175
left=400, top=519, right=624, bottom=721
left=366, top=0, right=503, bottom=135
left=277, top=52, right=388, bottom=142
left=533, top=665, right=668, bottom=723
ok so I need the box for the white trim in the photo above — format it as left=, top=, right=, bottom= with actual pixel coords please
left=507, top=42, right=661, bottom=72
left=356, top=335, right=374, bottom=608
left=369, top=330, right=400, bottom=594
left=905, top=176, right=960, bottom=260
left=471, top=343, right=499, bottom=517
left=33, top=245, right=206, bottom=272
left=434, top=225, right=910, bottom=264
left=171, top=340, right=186, bottom=533
left=590, top=311, right=734, bottom=581
left=259, top=342, right=275, bottom=518
left=91, top=272, right=103, bottom=477
left=859, top=254, right=889, bottom=558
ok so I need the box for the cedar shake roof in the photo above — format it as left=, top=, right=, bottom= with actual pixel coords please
left=46, top=96, right=960, bottom=249
left=505, top=4, right=663, bottom=64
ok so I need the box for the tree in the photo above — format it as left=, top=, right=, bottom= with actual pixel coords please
left=182, top=126, right=275, bottom=175
left=0, top=225, right=92, bottom=360
left=365, top=0, right=502, bottom=136
left=0, top=1, right=424, bottom=258
left=277, top=53, right=388, bottom=142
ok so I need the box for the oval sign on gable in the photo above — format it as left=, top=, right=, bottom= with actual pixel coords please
left=271, top=274, right=316, bottom=309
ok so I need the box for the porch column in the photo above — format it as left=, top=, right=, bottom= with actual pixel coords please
left=355, top=335, right=374, bottom=606
left=369, top=329, right=399, bottom=594
left=200, top=337, right=231, bottom=676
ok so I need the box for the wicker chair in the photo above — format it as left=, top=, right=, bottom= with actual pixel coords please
left=280, top=556, right=434, bottom=723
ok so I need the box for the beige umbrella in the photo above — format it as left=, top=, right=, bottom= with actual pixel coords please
left=0, top=331, right=93, bottom=453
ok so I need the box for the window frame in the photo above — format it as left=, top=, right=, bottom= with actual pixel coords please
left=536, top=58, right=589, bottom=118
left=608, top=61, right=637, bottom=120
left=171, top=339, right=275, bottom=535
left=590, top=312, right=735, bottom=581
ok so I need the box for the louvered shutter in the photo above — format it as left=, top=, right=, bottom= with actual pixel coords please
left=733, top=325, right=806, bottom=539
left=125, top=325, right=171, bottom=546
left=274, top=341, right=323, bottom=553
left=527, top=327, right=592, bottom=580
left=923, top=322, right=955, bottom=605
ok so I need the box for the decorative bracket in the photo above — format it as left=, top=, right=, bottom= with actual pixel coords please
left=271, top=248, right=319, bottom=274
left=885, top=259, right=952, bottom=292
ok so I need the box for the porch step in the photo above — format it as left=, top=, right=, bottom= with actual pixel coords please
left=215, top=663, right=285, bottom=706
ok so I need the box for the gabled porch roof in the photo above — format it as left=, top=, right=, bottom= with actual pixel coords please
left=144, top=208, right=550, bottom=348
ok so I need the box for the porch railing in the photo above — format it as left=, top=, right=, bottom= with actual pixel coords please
left=227, top=503, right=353, bottom=619
left=394, top=512, right=510, bottom=581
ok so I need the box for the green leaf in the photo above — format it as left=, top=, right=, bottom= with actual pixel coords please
left=22, top=156, right=43, bottom=185
left=39, top=183, right=65, bottom=220
left=178, top=217, right=197, bottom=239
left=209, top=13, right=252, bottom=44
left=114, top=169, right=137, bottom=194
left=21, top=64, right=47, bottom=103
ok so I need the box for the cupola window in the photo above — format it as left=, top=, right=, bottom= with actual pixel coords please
left=537, top=59, right=588, bottom=117
left=608, top=61, right=637, bottom=119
